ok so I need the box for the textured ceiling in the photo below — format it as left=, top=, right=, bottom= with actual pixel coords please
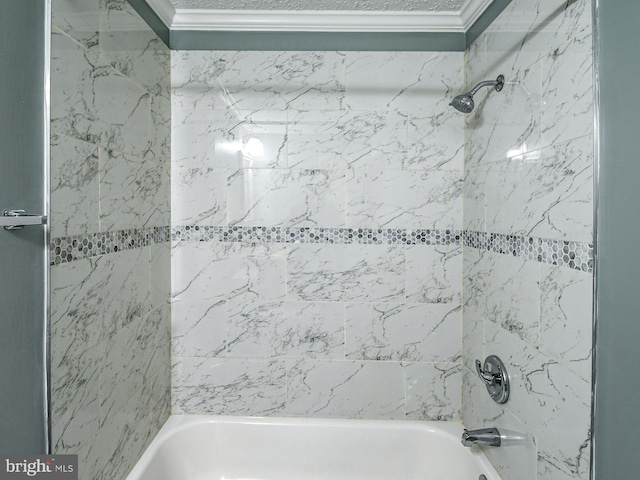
left=169, top=0, right=467, bottom=11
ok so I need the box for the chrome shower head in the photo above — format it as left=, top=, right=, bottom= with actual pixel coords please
left=450, top=74, right=505, bottom=113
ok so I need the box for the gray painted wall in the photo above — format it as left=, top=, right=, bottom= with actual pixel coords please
left=593, top=0, right=640, bottom=477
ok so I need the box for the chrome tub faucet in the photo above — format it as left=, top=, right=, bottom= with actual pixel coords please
left=461, top=428, right=502, bottom=447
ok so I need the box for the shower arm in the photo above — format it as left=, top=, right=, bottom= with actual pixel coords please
left=467, top=75, right=505, bottom=96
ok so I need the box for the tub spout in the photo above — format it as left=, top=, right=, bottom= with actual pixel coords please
left=461, top=428, right=501, bottom=447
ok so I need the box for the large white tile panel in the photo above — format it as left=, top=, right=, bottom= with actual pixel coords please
left=287, top=244, right=404, bottom=303
left=345, top=52, right=464, bottom=111
left=346, top=303, right=460, bottom=362
left=462, top=305, right=484, bottom=372
left=51, top=28, right=102, bottom=141
left=481, top=0, right=591, bottom=84
left=171, top=50, right=227, bottom=110
left=99, top=149, right=169, bottom=231
left=226, top=297, right=345, bottom=359
left=485, top=322, right=591, bottom=478
left=405, top=245, right=462, bottom=304
left=172, top=242, right=287, bottom=302
left=287, top=110, right=407, bottom=170
left=172, top=167, right=227, bottom=226
left=465, top=251, right=540, bottom=345
left=407, top=110, right=464, bottom=171
left=99, top=0, right=171, bottom=99
left=542, top=30, right=593, bottom=146
left=171, top=299, right=227, bottom=357
left=172, top=109, right=287, bottom=169
left=346, top=170, right=462, bottom=229
left=51, top=249, right=151, bottom=368
left=287, top=360, right=404, bottom=419
left=463, top=166, right=487, bottom=232
left=540, top=265, right=593, bottom=381
left=50, top=346, right=100, bottom=453
left=228, top=169, right=345, bottom=228
left=405, top=362, right=461, bottom=421
left=50, top=134, right=100, bottom=238
left=52, top=0, right=100, bottom=52
left=538, top=449, right=582, bottom=480
left=485, top=135, right=593, bottom=243
left=172, top=357, right=287, bottom=415
left=465, top=63, right=542, bottom=169
left=225, top=51, right=346, bottom=110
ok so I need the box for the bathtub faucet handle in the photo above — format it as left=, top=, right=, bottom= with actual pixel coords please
left=475, top=359, right=501, bottom=386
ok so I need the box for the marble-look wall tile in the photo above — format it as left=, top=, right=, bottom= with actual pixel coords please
left=51, top=29, right=152, bottom=158
left=485, top=322, right=591, bottom=478
left=51, top=346, right=100, bottom=453
left=540, top=265, right=593, bottom=381
left=228, top=169, right=345, bottom=228
left=172, top=242, right=287, bottom=302
left=466, top=250, right=540, bottom=345
left=99, top=149, right=169, bottom=231
left=172, top=167, right=227, bottom=226
left=287, top=244, right=404, bottom=303
left=405, top=245, right=462, bottom=304
left=482, top=0, right=591, bottom=84
left=465, top=63, right=542, bottom=169
left=461, top=305, right=484, bottom=372
left=407, top=110, right=464, bottom=171
left=172, top=357, right=287, bottom=415
left=50, top=134, right=100, bottom=238
left=171, top=50, right=227, bottom=110
left=99, top=0, right=171, bottom=99
left=345, top=304, right=460, bottom=362
left=463, top=167, right=486, bottom=232
left=345, top=51, right=464, bottom=111
left=51, top=248, right=151, bottom=368
left=538, top=450, right=581, bottom=480
left=541, top=30, right=593, bottom=146
left=346, top=170, right=462, bottom=230
left=149, top=242, right=171, bottom=310
left=52, top=0, right=100, bottom=52
left=287, top=110, right=407, bottom=170
left=405, top=362, right=461, bottom=421
left=172, top=109, right=287, bottom=169
left=485, top=135, right=593, bottom=243
left=171, top=299, right=227, bottom=357
left=227, top=297, right=345, bottom=359
left=225, top=51, right=346, bottom=110
left=287, top=360, right=404, bottom=419
left=150, top=95, right=171, bottom=164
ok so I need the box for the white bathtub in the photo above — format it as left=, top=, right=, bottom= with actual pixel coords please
left=126, top=415, right=501, bottom=480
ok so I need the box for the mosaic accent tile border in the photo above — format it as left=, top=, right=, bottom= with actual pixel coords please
left=172, top=226, right=463, bottom=246
left=50, top=225, right=592, bottom=272
left=464, top=230, right=593, bottom=273
left=50, top=226, right=170, bottom=266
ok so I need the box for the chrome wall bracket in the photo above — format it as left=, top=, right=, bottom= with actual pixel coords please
left=475, top=355, right=510, bottom=404
left=1, top=209, right=47, bottom=230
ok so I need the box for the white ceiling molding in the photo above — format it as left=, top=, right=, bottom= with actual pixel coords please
left=144, top=0, right=494, bottom=32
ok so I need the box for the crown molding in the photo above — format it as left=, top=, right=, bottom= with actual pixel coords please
left=144, top=0, right=495, bottom=32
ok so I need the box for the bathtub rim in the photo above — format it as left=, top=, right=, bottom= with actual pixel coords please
left=127, top=415, right=502, bottom=480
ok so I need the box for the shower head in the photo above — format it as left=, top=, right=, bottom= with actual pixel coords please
left=450, top=74, right=505, bottom=113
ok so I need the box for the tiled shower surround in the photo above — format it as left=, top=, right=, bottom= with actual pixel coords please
left=170, top=49, right=468, bottom=420
left=171, top=3, right=593, bottom=480
left=48, top=1, right=171, bottom=479
left=462, top=1, right=594, bottom=480
left=46, top=0, right=593, bottom=479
